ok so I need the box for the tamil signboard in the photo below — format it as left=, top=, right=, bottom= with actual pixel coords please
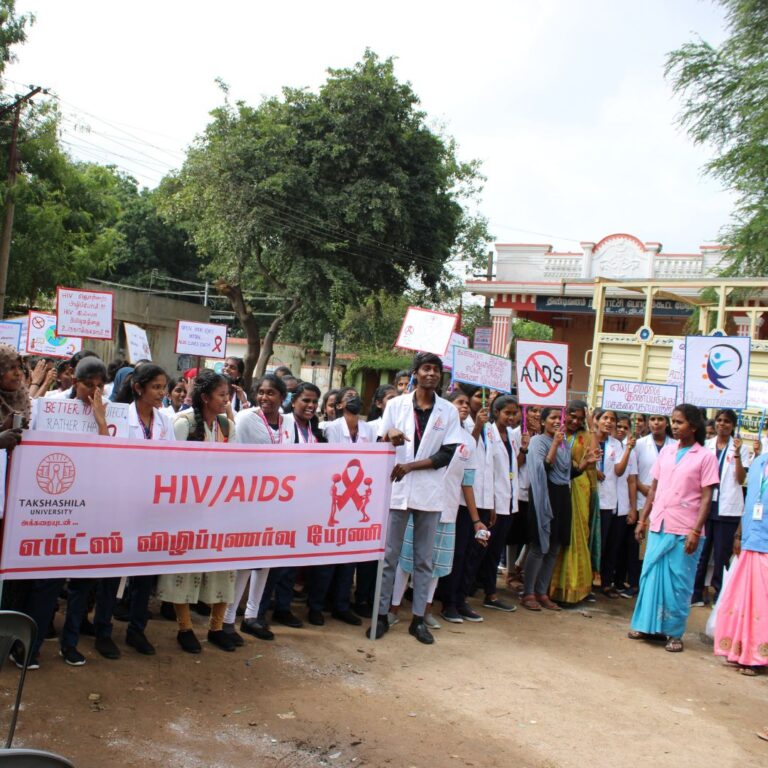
left=452, top=347, right=512, bottom=393
left=601, top=380, right=678, bottom=415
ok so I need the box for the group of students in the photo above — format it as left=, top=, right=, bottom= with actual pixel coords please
left=0, top=342, right=766, bottom=679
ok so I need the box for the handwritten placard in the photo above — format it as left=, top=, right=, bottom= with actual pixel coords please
left=665, top=339, right=686, bottom=388
left=124, top=322, right=152, bottom=363
left=0, top=320, right=23, bottom=351
left=25, top=311, right=82, bottom=359
left=175, top=320, right=227, bottom=359
left=32, top=398, right=130, bottom=438
left=473, top=327, right=492, bottom=352
left=440, top=332, right=469, bottom=371
left=56, top=286, right=114, bottom=340
left=394, top=306, right=458, bottom=356
left=452, top=347, right=512, bottom=393
left=601, top=380, right=678, bottom=415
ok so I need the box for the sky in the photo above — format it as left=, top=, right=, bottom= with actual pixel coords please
left=6, top=0, right=733, bottom=256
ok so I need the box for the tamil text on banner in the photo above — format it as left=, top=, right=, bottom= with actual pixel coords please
left=515, top=340, right=569, bottom=406
left=452, top=346, right=512, bottom=393
left=124, top=322, right=152, bottom=363
left=0, top=433, right=395, bottom=579
left=601, top=380, right=678, bottom=415
left=473, top=327, right=492, bottom=352
left=25, top=311, right=82, bottom=359
left=31, top=399, right=130, bottom=438
left=665, top=339, right=686, bottom=388
left=0, top=320, right=22, bottom=351
left=683, top=335, right=750, bottom=409
left=394, top=306, right=457, bottom=356
left=175, top=320, right=228, bottom=359
left=56, top=286, right=114, bottom=340
left=440, top=332, right=468, bottom=371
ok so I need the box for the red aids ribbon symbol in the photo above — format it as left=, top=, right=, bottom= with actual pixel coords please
left=212, top=336, right=223, bottom=353
left=337, top=459, right=365, bottom=511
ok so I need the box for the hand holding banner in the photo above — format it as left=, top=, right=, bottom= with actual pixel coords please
left=176, top=320, right=228, bottom=359
left=395, top=306, right=458, bottom=356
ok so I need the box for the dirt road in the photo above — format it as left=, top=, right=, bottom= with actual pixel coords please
left=2, top=592, right=766, bottom=768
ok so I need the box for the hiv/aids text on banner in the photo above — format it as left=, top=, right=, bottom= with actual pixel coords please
left=601, top=380, right=678, bottom=416
left=175, top=320, right=228, bottom=359
left=473, top=327, right=492, bottom=352
left=0, top=432, right=395, bottom=579
left=25, top=311, right=82, bottom=359
left=440, top=332, right=469, bottom=371
left=124, top=322, right=152, bottom=363
left=683, top=335, right=750, bottom=409
left=0, top=320, right=22, bottom=351
left=515, top=340, right=569, bottom=407
left=55, top=286, right=114, bottom=340
left=394, top=306, right=458, bottom=357
left=452, top=346, right=512, bottom=393
left=31, top=398, right=130, bottom=439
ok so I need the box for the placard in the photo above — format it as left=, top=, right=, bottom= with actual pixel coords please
left=440, top=332, right=469, bottom=371
left=124, top=322, right=152, bottom=363
left=665, top=338, right=686, bottom=388
left=452, top=347, right=512, bottom=393
left=25, top=311, right=82, bottom=359
left=683, top=335, right=750, bottom=409
left=175, top=320, right=228, bottom=359
left=601, top=380, right=678, bottom=416
left=31, top=398, right=130, bottom=438
left=748, top=379, right=768, bottom=410
left=0, top=433, right=395, bottom=579
left=56, top=286, right=114, bottom=340
left=0, top=320, right=22, bottom=351
left=515, top=340, right=569, bottom=407
left=394, top=306, right=458, bottom=356
left=473, top=327, right=492, bottom=352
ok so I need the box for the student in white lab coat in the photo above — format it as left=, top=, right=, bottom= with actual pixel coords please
left=368, top=352, right=464, bottom=644
left=614, top=414, right=641, bottom=598
left=692, top=408, right=750, bottom=605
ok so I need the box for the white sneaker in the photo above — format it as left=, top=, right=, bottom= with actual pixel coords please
left=424, top=614, right=441, bottom=630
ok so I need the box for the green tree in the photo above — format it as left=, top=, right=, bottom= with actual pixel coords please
left=162, top=51, right=488, bottom=384
left=0, top=0, right=32, bottom=80
left=666, top=0, right=768, bottom=274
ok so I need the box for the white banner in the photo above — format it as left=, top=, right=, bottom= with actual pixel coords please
left=683, top=335, right=750, bottom=409
left=748, top=379, right=768, bottom=410
left=32, top=399, right=130, bottom=438
left=665, top=339, right=686, bottom=388
left=0, top=433, right=395, bottom=579
left=515, top=340, right=569, bottom=407
left=25, top=311, right=82, bottom=359
left=440, top=332, right=468, bottom=371
left=452, top=346, right=512, bottom=392
left=56, top=286, right=114, bottom=340
left=473, top=327, right=492, bottom=352
left=601, top=379, right=678, bottom=415
left=394, top=306, right=458, bottom=356
left=0, top=320, right=23, bottom=351
left=124, top=322, right=152, bottom=363
left=175, top=320, right=228, bottom=359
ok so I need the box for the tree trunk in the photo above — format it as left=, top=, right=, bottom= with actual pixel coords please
left=254, top=296, right=302, bottom=378
left=215, top=281, right=261, bottom=389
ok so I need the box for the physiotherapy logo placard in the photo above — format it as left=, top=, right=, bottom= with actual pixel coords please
left=683, top=335, right=750, bottom=409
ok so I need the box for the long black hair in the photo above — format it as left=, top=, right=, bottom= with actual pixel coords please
left=68, top=358, right=107, bottom=399
left=368, top=384, right=396, bottom=421
left=291, top=381, right=325, bottom=441
left=251, top=373, right=287, bottom=403
left=538, top=405, right=563, bottom=433
left=190, top=370, right=228, bottom=442
left=115, top=364, right=167, bottom=404
left=490, top=394, right=518, bottom=423
left=674, top=402, right=707, bottom=445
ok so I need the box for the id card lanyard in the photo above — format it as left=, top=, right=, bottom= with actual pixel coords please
left=753, top=464, right=768, bottom=521
left=713, top=441, right=729, bottom=503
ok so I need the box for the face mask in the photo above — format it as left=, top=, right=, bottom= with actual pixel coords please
left=345, top=396, right=362, bottom=415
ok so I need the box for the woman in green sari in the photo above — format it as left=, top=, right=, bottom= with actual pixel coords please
left=550, top=401, right=600, bottom=604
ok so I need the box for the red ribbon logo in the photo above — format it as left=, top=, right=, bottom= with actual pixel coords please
left=328, top=459, right=373, bottom=526
left=212, top=335, right=223, bottom=353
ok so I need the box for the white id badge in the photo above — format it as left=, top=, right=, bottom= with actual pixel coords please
left=712, top=488, right=719, bottom=502
left=753, top=503, right=764, bottom=521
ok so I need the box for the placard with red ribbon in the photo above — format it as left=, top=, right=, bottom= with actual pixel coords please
left=175, top=320, right=228, bottom=359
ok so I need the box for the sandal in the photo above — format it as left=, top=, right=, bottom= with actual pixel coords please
left=521, top=595, right=542, bottom=611
left=739, top=666, right=758, bottom=677
left=602, top=587, right=620, bottom=599
left=536, top=594, right=562, bottom=612
left=627, top=630, right=648, bottom=640
left=665, top=637, right=684, bottom=653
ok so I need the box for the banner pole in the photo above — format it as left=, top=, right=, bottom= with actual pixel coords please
left=369, top=557, right=385, bottom=643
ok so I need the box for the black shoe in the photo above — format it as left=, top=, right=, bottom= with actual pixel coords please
left=45, top=621, right=57, bottom=640
left=240, top=618, right=274, bottom=641
left=94, top=636, right=121, bottom=659
left=60, top=646, right=86, bottom=666
left=332, top=609, right=362, bottom=626
left=80, top=617, right=96, bottom=637
left=193, top=601, right=211, bottom=617
left=222, top=623, right=245, bottom=647
left=126, top=630, right=156, bottom=655
left=177, top=630, right=202, bottom=654
left=160, top=601, right=176, bottom=621
left=409, top=620, right=435, bottom=645
left=365, top=616, right=389, bottom=640
left=207, top=630, right=236, bottom=652
left=273, top=609, right=303, bottom=628
left=10, top=644, right=40, bottom=670
left=308, top=609, right=325, bottom=626
left=352, top=602, right=373, bottom=619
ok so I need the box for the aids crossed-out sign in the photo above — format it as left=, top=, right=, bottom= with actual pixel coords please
left=515, top=340, right=569, bottom=407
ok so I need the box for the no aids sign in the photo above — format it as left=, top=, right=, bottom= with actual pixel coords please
left=515, top=340, right=569, bottom=407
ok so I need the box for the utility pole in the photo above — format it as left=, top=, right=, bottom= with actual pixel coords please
left=0, top=86, right=42, bottom=319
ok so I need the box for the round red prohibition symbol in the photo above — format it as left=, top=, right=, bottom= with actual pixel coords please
left=523, top=351, right=560, bottom=398
left=31, top=315, right=46, bottom=329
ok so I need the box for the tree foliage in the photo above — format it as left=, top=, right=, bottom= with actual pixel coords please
left=161, top=50, right=489, bottom=384
left=666, top=0, right=768, bottom=274
left=0, top=0, right=31, bottom=80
